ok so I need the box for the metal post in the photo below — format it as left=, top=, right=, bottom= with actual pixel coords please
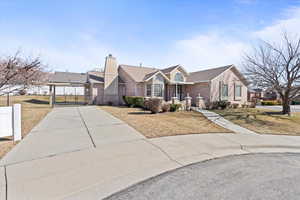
left=75, top=87, right=77, bottom=104
left=64, top=87, right=66, bottom=103
left=53, top=85, right=56, bottom=105
left=49, top=85, right=53, bottom=107
left=6, top=92, right=10, bottom=106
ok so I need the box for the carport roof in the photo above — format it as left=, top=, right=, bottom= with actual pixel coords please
left=49, top=72, right=87, bottom=84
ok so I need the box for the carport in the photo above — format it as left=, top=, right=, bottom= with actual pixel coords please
left=48, top=72, right=88, bottom=107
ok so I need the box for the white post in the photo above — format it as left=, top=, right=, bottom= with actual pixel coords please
left=13, top=104, right=22, bottom=141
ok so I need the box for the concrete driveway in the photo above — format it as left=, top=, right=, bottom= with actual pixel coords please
left=1, top=106, right=300, bottom=200
left=106, top=153, right=300, bottom=200
left=256, top=105, right=300, bottom=113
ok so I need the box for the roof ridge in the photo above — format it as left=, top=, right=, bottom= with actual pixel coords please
left=190, top=65, right=233, bottom=74
left=119, top=64, right=158, bottom=70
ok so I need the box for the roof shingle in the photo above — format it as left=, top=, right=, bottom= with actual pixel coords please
left=119, top=65, right=157, bottom=82
left=186, top=65, right=232, bottom=82
left=49, top=72, right=87, bottom=84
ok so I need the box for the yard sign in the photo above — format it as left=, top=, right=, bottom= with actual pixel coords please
left=0, top=104, right=21, bottom=141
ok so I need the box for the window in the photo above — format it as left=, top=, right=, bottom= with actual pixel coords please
left=222, top=84, right=228, bottom=99
left=146, top=84, right=152, bottom=96
left=153, top=84, right=163, bottom=97
left=235, top=85, right=242, bottom=98
left=174, top=72, right=184, bottom=82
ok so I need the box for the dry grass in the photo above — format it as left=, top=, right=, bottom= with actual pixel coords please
left=100, top=106, right=232, bottom=138
left=0, top=95, right=52, bottom=158
left=213, top=108, right=300, bottom=135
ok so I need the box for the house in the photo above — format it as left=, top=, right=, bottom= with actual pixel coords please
left=248, top=88, right=263, bottom=102
left=49, top=54, right=249, bottom=106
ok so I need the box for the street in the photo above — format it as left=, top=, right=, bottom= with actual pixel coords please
left=106, top=153, right=300, bottom=200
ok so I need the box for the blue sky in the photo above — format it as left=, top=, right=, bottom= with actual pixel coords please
left=1, top=0, right=300, bottom=72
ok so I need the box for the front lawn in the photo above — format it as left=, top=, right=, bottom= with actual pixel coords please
left=100, top=106, right=232, bottom=138
left=213, top=108, right=300, bottom=135
left=0, top=95, right=52, bottom=158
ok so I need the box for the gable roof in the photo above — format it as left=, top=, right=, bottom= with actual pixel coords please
left=161, top=65, right=188, bottom=75
left=161, top=65, right=179, bottom=74
left=119, top=64, right=157, bottom=82
left=143, top=70, right=170, bottom=82
left=49, top=72, right=87, bottom=84
left=186, top=65, right=232, bottom=82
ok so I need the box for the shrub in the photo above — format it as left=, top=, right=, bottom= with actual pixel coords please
left=249, top=102, right=256, bottom=108
left=261, top=100, right=281, bottom=106
left=122, top=96, right=144, bottom=108
left=218, top=100, right=231, bottom=109
left=230, top=103, right=239, bottom=109
left=291, top=101, right=300, bottom=105
left=170, top=104, right=181, bottom=112
left=19, top=89, right=27, bottom=95
left=206, top=101, right=231, bottom=110
left=148, top=98, right=163, bottom=114
left=161, top=103, right=171, bottom=112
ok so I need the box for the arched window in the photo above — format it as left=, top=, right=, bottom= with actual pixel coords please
left=174, top=72, right=184, bottom=82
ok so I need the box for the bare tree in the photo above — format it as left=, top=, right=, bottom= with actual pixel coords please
left=244, top=33, right=300, bottom=115
left=0, top=51, right=47, bottom=104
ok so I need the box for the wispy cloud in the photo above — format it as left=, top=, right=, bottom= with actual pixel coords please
left=0, top=33, right=113, bottom=72
left=165, top=33, right=248, bottom=71
left=166, top=5, right=300, bottom=71
left=253, top=6, right=300, bottom=41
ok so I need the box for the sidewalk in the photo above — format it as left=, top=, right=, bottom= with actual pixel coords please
left=1, top=106, right=300, bottom=200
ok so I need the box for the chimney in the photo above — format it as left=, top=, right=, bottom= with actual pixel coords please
left=103, top=54, right=119, bottom=105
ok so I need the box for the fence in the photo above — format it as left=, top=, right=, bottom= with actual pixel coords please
left=0, top=104, right=21, bottom=141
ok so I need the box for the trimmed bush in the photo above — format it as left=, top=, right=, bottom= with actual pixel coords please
left=170, top=104, right=181, bottom=112
left=292, top=101, right=300, bottom=105
left=207, top=101, right=230, bottom=110
left=161, top=103, right=171, bottom=112
left=218, top=101, right=231, bottom=109
left=261, top=100, right=281, bottom=106
left=230, top=103, right=239, bottom=109
left=148, top=98, right=163, bottom=114
left=122, top=96, right=144, bottom=108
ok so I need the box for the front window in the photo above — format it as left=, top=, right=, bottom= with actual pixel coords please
left=146, top=84, right=152, bottom=96
left=153, top=84, right=164, bottom=97
left=174, top=72, right=184, bottom=82
left=222, top=84, right=228, bottom=99
left=235, top=85, right=242, bottom=98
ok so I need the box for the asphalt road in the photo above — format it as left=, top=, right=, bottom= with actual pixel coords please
left=105, top=153, right=300, bottom=200
left=256, top=105, right=300, bottom=113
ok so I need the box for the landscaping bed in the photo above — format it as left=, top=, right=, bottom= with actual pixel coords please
left=0, top=95, right=52, bottom=158
left=100, top=106, right=232, bottom=138
left=213, top=108, right=300, bottom=135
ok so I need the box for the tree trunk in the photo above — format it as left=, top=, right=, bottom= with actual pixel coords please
left=282, top=98, right=291, bottom=115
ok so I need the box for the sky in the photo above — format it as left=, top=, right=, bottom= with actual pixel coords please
left=0, top=0, right=300, bottom=72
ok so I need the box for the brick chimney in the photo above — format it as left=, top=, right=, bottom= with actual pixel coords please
left=104, top=54, right=119, bottom=105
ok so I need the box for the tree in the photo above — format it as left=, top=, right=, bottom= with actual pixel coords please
left=0, top=51, right=47, bottom=105
left=244, top=33, right=300, bottom=115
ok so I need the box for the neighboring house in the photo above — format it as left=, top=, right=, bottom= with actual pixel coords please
left=261, top=88, right=279, bottom=100
left=248, top=88, right=263, bottom=102
left=49, top=54, right=249, bottom=106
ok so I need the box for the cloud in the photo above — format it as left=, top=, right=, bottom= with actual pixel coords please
left=165, top=33, right=249, bottom=71
left=0, top=33, right=112, bottom=72
left=166, top=6, right=300, bottom=71
left=253, top=6, right=300, bottom=42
